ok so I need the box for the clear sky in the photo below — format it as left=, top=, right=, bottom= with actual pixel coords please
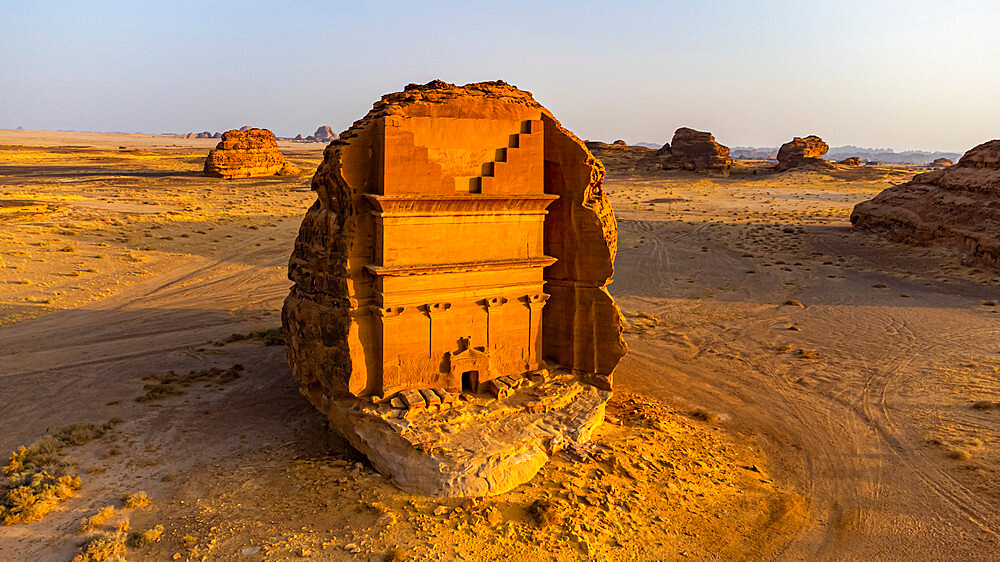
left=1, top=1, right=997, bottom=152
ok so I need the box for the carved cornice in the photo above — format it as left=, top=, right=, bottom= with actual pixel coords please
left=364, top=193, right=558, bottom=217
left=365, top=256, right=556, bottom=277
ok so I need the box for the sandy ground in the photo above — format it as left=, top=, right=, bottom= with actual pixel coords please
left=0, top=132, right=997, bottom=561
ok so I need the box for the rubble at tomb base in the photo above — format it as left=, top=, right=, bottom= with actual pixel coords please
left=204, top=128, right=299, bottom=178
left=282, top=80, right=626, bottom=496
left=851, top=139, right=1000, bottom=270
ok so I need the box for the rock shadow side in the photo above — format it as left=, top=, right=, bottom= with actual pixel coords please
left=851, top=139, right=1000, bottom=270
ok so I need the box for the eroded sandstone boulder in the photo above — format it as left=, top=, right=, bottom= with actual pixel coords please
left=649, top=127, right=732, bottom=174
left=932, top=157, right=953, bottom=167
left=282, top=80, right=627, bottom=496
left=838, top=157, right=861, bottom=166
left=851, top=139, right=1000, bottom=270
left=204, top=128, right=298, bottom=178
left=776, top=135, right=832, bottom=171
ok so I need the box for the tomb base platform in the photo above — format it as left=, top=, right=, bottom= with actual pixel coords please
left=324, top=372, right=609, bottom=497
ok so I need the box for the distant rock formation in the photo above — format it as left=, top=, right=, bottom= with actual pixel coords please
left=650, top=128, right=732, bottom=174
left=584, top=140, right=655, bottom=174
left=931, top=157, right=953, bottom=167
left=194, top=131, right=215, bottom=139
left=851, top=139, right=1000, bottom=270
left=312, top=125, right=338, bottom=142
left=838, top=157, right=861, bottom=166
left=204, top=128, right=299, bottom=178
left=238, top=125, right=253, bottom=131
left=776, top=135, right=833, bottom=170
left=213, top=132, right=222, bottom=138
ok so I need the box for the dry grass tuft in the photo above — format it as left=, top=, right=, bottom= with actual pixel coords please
left=1, top=418, right=121, bottom=525
left=971, top=401, right=995, bottom=411
left=782, top=300, right=805, bottom=307
left=122, top=491, right=150, bottom=510
left=78, top=505, right=115, bottom=534
left=135, top=364, right=244, bottom=402
left=218, top=327, right=285, bottom=347
left=127, top=524, right=164, bottom=547
left=691, top=408, right=719, bottom=423
left=72, top=529, right=128, bottom=562
left=946, top=447, right=972, bottom=461
left=795, top=348, right=820, bottom=360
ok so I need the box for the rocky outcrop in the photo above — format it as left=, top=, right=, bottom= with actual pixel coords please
left=932, top=157, right=953, bottom=167
left=649, top=128, right=732, bottom=174
left=776, top=135, right=832, bottom=170
left=851, top=139, right=1000, bottom=270
left=281, top=80, right=627, bottom=495
left=584, top=141, right=655, bottom=175
left=204, top=128, right=298, bottom=178
left=838, top=157, right=861, bottom=166
left=312, top=125, right=338, bottom=142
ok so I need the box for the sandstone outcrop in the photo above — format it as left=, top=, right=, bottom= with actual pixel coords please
left=932, top=157, right=953, bottom=167
left=776, top=135, right=833, bottom=170
left=649, top=127, right=732, bottom=174
left=851, top=139, right=1000, bottom=270
left=204, top=128, right=298, bottom=178
left=312, top=125, right=338, bottom=142
left=584, top=140, right=655, bottom=174
left=838, top=157, right=861, bottom=166
left=282, top=80, right=627, bottom=496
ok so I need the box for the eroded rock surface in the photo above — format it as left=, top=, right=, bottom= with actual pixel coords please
left=776, top=135, right=832, bottom=171
left=282, top=80, right=626, bottom=495
left=838, top=157, right=861, bottom=166
left=649, top=127, right=732, bottom=174
left=932, top=157, right=953, bottom=167
left=204, top=128, right=298, bottom=178
left=851, top=139, right=1000, bottom=270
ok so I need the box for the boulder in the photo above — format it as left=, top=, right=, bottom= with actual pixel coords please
left=648, top=127, right=732, bottom=174
left=851, top=139, right=1000, bottom=270
left=203, top=128, right=298, bottom=178
left=195, top=131, right=214, bottom=139
left=776, top=135, right=832, bottom=170
left=931, top=157, right=953, bottom=167
left=282, top=80, right=626, bottom=496
left=838, top=157, right=861, bottom=166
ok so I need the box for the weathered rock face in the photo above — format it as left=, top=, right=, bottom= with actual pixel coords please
left=650, top=127, right=732, bottom=174
left=204, top=128, right=298, bottom=178
left=282, top=80, right=627, bottom=495
left=776, top=135, right=832, bottom=170
left=838, top=157, right=861, bottom=166
left=851, top=139, right=1000, bottom=270
left=932, top=157, right=953, bottom=167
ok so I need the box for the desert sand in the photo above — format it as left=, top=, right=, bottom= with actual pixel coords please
left=1, top=130, right=998, bottom=560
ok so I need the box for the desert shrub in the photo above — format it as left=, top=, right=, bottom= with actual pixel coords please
left=1, top=418, right=120, bottom=525
left=122, top=491, right=150, bottom=510
left=128, top=524, right=164, bottom=547
left=72, top=530, right=127, bottom=562
left=78, top=505, right=115, bottom=534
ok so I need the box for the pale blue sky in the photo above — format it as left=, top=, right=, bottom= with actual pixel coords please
left=1, top=1, right=997, bottom=152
